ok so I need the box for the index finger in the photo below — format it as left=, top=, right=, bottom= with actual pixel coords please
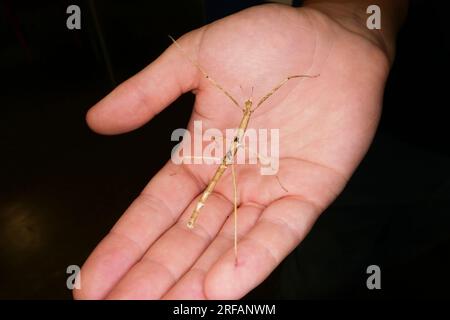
left=73, top=161, right=202, bottom=299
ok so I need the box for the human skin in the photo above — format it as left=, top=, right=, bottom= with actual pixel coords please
left=74, top=1, right=407, bottom=299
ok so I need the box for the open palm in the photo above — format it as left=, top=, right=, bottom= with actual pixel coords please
left=75, top=4, right=390, bottom=299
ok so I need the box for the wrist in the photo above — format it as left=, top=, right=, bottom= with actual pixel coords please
left=301, top=0, right=408, bottom=64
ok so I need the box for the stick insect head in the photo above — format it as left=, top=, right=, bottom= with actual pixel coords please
left=242, top=86, right=254, bottom=113
left=243, top=99, right=253, bottom=113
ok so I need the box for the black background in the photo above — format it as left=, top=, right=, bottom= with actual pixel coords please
left=0, top=0, right=449, bottom=299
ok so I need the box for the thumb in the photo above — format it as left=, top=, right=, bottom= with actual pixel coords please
left=86, top=32, right=200, bottom=135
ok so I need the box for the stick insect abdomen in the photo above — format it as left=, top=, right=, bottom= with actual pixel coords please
left=187, top=162, right=228, bottom=229
left=186, top=108, right=252, bottom=229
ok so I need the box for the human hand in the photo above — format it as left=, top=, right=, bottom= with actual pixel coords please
left=75, top=3, right=393, bottom=299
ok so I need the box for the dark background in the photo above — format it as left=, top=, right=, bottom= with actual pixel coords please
left=0, top=0, right=449, bottom=299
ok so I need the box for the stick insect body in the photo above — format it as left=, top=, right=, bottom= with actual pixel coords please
left=169, top=36, right=318, bottom=263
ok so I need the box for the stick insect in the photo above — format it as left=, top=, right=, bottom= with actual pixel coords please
left=169, top=36, right=318, bottom=264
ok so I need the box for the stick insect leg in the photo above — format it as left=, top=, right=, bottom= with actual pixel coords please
left=253, top=74, right=319, bottom=111
left=210, top=135, right=227, bottom=145
left=169, top=36, right=242, bottom=111
left=240, top=145, right=289, bottom=193
left=230, top=160, right=239, bottom=266
left=256, top=152, right=288, bottom=192
left=210, top=135, right=233, bottom=157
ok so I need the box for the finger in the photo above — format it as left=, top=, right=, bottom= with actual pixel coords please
left=86, top=33, right=200, bottom=135
left=74, top=161, right=201, bottom=300
left=162, top=204, right=263, bottom=300
left=204, top=196, right=321, bottom=299
left=105, top=191, right=233, bottom=299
